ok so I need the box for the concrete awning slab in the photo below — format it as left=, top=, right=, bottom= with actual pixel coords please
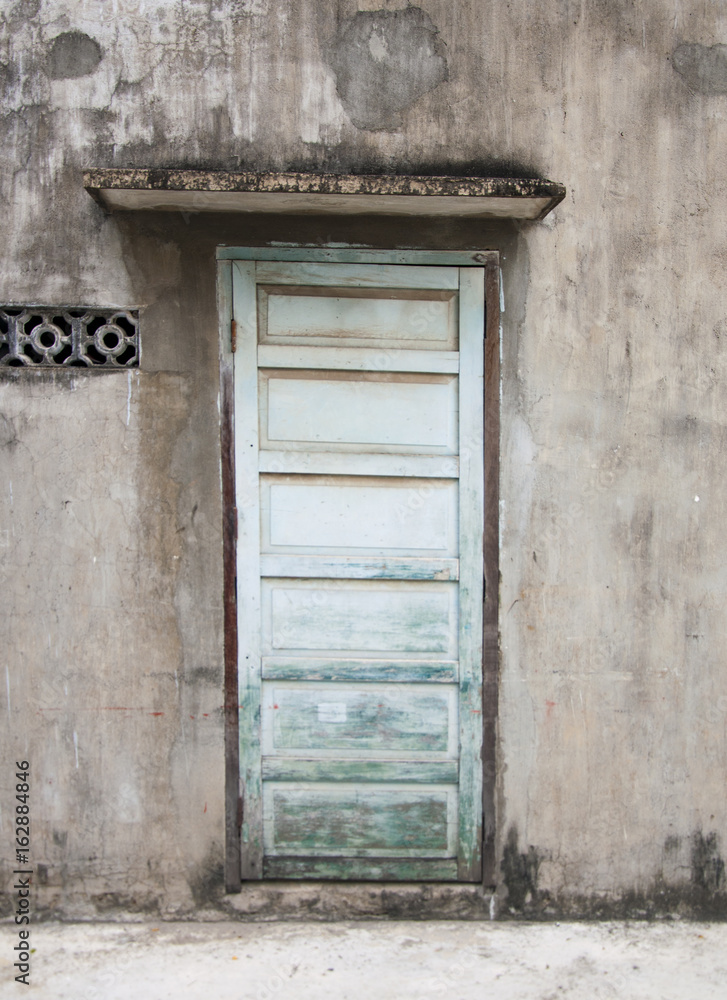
left=83, top=169, right=565, bottom=221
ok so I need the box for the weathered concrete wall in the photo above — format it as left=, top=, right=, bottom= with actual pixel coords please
left=1, top=0, right=726, bottom=918
left=0, top=369, right=225, bottom=917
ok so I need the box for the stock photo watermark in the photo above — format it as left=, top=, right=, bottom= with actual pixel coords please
left=11, top=759, right=32, bottom=986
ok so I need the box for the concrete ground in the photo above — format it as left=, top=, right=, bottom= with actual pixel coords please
left=2, top=920, right=727, bottom=999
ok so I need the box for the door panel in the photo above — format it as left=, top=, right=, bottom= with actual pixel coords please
left=233, top=259, right=484, bottom=881
left=260, top=371, right=458, bottom=453
left=261, top=477, right=458, bottom=554
left=262, top=683, right=457, bottom=756
left=263, top=785, right=457, bottom=857
left=262, top=579, right=459, bottom=656
left=260, top=286, right=457, bottom=349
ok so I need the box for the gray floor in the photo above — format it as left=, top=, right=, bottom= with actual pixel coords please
left=2, top=920, right=726, bottom=999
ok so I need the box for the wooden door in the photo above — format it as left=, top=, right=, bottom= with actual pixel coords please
left=232, top=259, right=484, bottom=881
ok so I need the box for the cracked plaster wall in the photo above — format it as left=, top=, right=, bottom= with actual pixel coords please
left=1, top=0, right=727, bottom=918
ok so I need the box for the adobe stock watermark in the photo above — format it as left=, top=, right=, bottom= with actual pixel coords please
left=426, top=946, right=481, bottom=995
left=704, top=694, right=727, bottom=727
left=11, top=759, right=32, bottom=986
left=535, top=447, right=626, bottom=552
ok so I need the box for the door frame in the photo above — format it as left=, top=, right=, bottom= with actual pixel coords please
left=217, top=247, right=500, bottom=892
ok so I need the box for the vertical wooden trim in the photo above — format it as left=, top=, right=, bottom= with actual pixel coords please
left=482, top=257, right=501, bottom=887
left=218, top=261, right=241, bottom=892
left=456, top=267, right=485, bottom=881
left=232, top=261, right=264, bottom=879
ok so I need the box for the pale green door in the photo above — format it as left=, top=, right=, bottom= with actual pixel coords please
left=233, top=258, right=484, bottom=881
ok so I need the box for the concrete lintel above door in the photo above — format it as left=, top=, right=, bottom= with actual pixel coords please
left=84, top=169, right=565, bottom=221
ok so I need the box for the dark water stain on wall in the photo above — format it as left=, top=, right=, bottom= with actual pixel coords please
left=0, top=412, right=20, bottom=451
left=188, top=848, right=225, bottom=907
left=46, top=31, right=103, bottom=81
left=89, top=891, right=161, bottom=915
left=0, top=61, right=18, bottom=98
left=52, top=829, right=68, bottom=849
left=692, top=831, right=726, bottom=893
left=501, top=825, right=542, bottom=912
left=326, top=6, right=448, bottom=130
left=5, top=0, right=41, bottom=30
left=672, top=44, right=727, bottom=95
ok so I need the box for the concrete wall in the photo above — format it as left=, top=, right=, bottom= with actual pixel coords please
left=2, top=0, right=726, bottom=918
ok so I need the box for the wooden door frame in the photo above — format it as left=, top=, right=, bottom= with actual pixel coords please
left=217, top=247, right=500, bottom=894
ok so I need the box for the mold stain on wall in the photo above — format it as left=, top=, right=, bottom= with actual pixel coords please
left=672, top=43, right=727, bottom=94
left=46, top=31, right=103, bottom=80
left=326, top=6, right=448, bottom=130
left=500, top=826, right=543, bottom=914
left=691, top=831, right=726, bottom=894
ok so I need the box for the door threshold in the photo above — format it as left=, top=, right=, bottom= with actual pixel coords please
left=225, top=881, right=495, bottom=921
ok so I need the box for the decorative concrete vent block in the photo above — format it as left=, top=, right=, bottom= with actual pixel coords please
left=0, top=307, right=139, bottom=368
